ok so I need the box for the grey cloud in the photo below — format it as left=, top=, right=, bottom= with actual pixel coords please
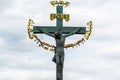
left=0, top=0, right=15, bottom=12
left=70, top=0, right=113, bottom=8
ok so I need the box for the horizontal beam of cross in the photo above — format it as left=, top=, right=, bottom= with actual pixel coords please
left=33, top=26, right=86, bottom=34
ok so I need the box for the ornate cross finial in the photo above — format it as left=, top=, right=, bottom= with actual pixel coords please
left=50, top=0, right=70, bottom=7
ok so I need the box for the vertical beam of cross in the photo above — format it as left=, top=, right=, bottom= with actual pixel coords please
left=56, top=5, right=63, bottom=29
left=56, top=4, right=63, bottom=80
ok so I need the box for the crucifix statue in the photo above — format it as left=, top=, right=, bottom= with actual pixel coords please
left=27, top=0, right=93, bottom=80
left=39, top=25, right=81, bottom=80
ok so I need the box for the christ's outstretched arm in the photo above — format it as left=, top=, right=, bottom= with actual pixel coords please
left=38, top=28, right=55, bottom=38
left=64, top=28, right=81, bottom=38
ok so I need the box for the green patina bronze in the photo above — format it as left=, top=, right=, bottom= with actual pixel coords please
left=33, top=1, right=86, bottom=80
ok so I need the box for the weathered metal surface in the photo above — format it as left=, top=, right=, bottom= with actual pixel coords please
left=33, top=26, right=86, bottom=34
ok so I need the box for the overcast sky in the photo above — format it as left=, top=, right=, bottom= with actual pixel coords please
left=0, top=0, right=120, bottom=80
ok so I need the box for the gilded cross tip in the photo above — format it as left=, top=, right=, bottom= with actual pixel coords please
left=50, top=0, right=70, bottom=7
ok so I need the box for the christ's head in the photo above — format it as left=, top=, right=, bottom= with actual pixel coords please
left=55, top=29, right=62, bottom=39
